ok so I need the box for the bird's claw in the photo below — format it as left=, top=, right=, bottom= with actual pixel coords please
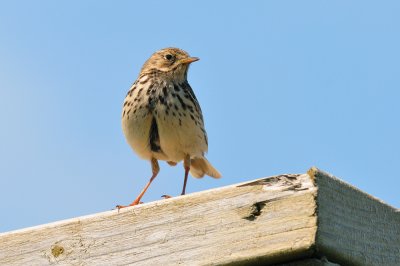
left=115, top=200, right=143, bottom=211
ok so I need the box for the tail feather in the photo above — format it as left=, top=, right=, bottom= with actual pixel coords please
left=190, top=157, right=221, bottom=179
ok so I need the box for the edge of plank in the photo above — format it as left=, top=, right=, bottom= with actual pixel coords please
left=309, top=167, right=400, bottom=265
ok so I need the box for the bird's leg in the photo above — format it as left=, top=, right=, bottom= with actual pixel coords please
left=181, top=154, right=191, bottom=195
left=117, top=158, right=159, bottom=209
left=161, top=156, right=190, bottom=199
left=129, top=158, right=160, bottom=205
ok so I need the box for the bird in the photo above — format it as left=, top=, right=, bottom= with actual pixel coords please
left=118, top=47, right=221, bottom=208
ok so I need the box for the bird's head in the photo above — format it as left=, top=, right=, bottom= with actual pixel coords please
left=140, top=48, right=199, bottom=81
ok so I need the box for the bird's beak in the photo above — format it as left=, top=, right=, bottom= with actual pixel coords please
left=179, top=57, right=199, bottom=64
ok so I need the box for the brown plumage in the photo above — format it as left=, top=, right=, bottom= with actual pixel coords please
left=119, top=48, right=221, bottom=207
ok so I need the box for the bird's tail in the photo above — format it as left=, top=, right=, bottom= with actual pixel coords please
left=190, top=157, right=221, bottom=179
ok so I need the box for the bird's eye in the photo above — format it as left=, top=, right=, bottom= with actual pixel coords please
left=165, top=54, right=173, bottom=60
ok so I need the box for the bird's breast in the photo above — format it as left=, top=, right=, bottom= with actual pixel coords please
left=122, top=78, right=208, bottom=162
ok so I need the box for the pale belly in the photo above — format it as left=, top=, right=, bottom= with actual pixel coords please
left=122, top=103, right=207, bottom=163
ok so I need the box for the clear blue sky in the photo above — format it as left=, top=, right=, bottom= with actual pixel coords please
left=1, top=1, right=399, bottom=232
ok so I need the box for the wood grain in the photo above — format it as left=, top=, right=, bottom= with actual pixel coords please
left=0, top=169, right=398, bottom=265
left=0, top=174, right=317, bottom=265
left=310, top=167, right=400, bottom=266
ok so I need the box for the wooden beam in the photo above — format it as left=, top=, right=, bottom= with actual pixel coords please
left=309, top=167, right=400, bottom=265
left=0, top=168, right=398, bottom=265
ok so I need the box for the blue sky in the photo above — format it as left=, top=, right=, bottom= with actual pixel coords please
left=1, top=1, right=399, bottom=232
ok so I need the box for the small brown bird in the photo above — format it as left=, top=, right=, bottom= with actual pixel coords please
left=119, top=48, right=221, bottom=207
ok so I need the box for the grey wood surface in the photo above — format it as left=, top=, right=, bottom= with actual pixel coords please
left=0, top=173, right=317, bottom=265
left=310, top=167, right=400, bottom=266
left=0, top=168, right=398, bottom=266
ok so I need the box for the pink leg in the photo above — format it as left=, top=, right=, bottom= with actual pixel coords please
left=181, top=155, right=190, bottom=195
left=117, top=158, right=160, bottom=209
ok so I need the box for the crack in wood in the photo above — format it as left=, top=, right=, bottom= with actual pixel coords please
left=243, top=202, right=267, bottom=221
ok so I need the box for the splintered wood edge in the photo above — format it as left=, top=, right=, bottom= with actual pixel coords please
left=0, top=173, right=313, bottom=237
left=2, top=169, right=398, bottom=265
left=0, top=173, right=318, bottom=266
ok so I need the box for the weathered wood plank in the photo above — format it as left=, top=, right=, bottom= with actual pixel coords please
left=309, top=167, right=400, bottom=266
left=0, top=169, right=398, bottom=265
left=0, top=174, right=317, bottom=265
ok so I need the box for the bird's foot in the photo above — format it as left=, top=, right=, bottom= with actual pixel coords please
left=161, top=195, right=173, bottom=199
left=116, top=199, right=143, bottom=210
